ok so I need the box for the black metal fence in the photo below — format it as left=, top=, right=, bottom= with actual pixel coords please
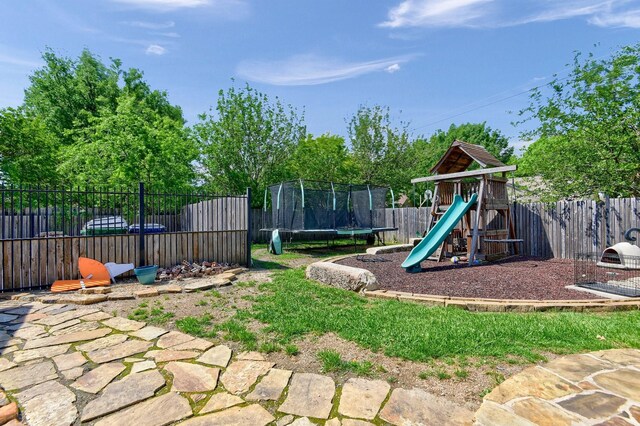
left=0, top=184, right=251, bottom=291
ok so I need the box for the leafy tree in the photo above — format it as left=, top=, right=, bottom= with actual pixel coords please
left=347, top=105, right=415, bottom=193
left=0, top=108, right=58, bottom=185
left=289, top=133, right=354, bottom=182
left=58, top=87, right=197, bottom=191
left=518, top=45, right=640, bottom=199
left=23, top=48, right=120, bottom=146
left=415, top=122, right=514, bottom=174
left=194, top=83, right=306, bottom=200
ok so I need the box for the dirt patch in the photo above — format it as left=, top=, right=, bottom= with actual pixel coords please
left=337, top=254, right=600, bottom=300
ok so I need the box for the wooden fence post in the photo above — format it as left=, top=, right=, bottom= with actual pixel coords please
left=139, top=182, right=145, bottom=267
left=246, top=187, right=252, bottom=267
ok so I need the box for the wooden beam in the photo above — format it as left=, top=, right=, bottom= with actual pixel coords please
left=468, top=178, right=485, bottom=266
left=411, top=165, right=517, bottom=183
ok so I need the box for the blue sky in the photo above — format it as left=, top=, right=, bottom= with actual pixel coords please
left=1, top=0, right=639, bottom=152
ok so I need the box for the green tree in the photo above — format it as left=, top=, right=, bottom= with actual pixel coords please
left=58, top=89, right=197, bottom=191
left=23, top=48, right=120, bottom=146
left=194, top=83, right=306, bottom=199
left=347, top=105, right=415, bottom=193
left=289, top=133, right=353, bottom=182
left=415, top=122, right=514, bottom=174
left=518, top=45, right=640, bottom=198
left=0, top=108, right=58, bottom=185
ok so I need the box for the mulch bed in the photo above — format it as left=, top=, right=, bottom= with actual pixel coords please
left=337, top=253, right=600, bottom=300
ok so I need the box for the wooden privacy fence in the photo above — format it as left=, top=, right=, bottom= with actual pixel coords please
left=0, top=185, right=251, bottom=291
left=252, top=197, right=639, bottom=259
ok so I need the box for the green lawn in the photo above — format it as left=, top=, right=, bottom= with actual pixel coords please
left=249, top=268, right=640, bottom=362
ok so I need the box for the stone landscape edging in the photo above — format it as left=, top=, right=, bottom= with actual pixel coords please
left=307, top=254, right=640, bottom=312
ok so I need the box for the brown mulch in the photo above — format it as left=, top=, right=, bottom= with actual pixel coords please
left=337, top=253, right=600, bottom=300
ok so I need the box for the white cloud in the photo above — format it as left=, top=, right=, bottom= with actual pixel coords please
left=145, top=44, right=167, bottom=55
left=122, top=20, right=176, bottom=29
left=111, top=0, right=210, bottom=10
left=380, top=0, right=494, bottom=28
left=236, top=54, right=413, bottom=86
left=386, top=63, right=401, bottom=73
left=380, top=0, right=640, bottom=29
left=590, top=9, right=640, bottom=28
left=0, top=53, right=42, bottom=69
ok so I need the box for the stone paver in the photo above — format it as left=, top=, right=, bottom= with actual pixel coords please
left=170, top=337, right=214, bottom=351
left=52, top=351, right=87, bottom=370
left=131, top=360, right=156, bottom=374
left=220, top=360, right=274, bottom=395
left=87, top=339, right=153, bottom=363
left=81, top=311, right=113, bottom=321
left=23, top=327, right=111, bottom=349
left=279, top=373, right=335, bottom=419
left=247, top=368, right=292, bottom=401
left=289, top=417, right=315, bottom=426
left=12, top=343, right=71, bottom=363
left=61, top=367, right=84, bottom=380
left=342, top=420, right=376, bottom=426
left=593, top=368, right=640, bottom=400
left=130, top=325, right=169, bottom=341
left=197, top=345, right=232, bottom=367
left=338, top=378, right=390, bottom=420
left=14, top=380, right=77, bottom=426
left=558, top=392, right=627, bottom=419
left=484, top=366, right=581, bottom=404
left=200, top=392, right=244, bottom=414
left=543, top=353, right=614, bottom=382
left=71, top=362, right=126, bottom=394
left=157, top=284, right=183, bottom=294
left=380, top=387, right=473, bottom=426
left=52, top=320, right=100, bottom=335
left=49, top=318, right=81, bottom=333
left=474, top=401, right=535, bottom=426
left=81, top=369, right=165, bottom=422
left=165, top=361, right=220, bottom=392
left=157, top=331, right=194, bottom=349
left=237, top=351, right=266, bottom=361
left=179, top=404, right=274, bottom=426
left=0, top=358, right=15, bottom=372
left=0, top=360, right=58, bottom=390
left=184, top=281, right=215, bottom=292
left=94, top=392, right=192, bottom=426
left=102, top=317, right=146, bottom=332
left=145, top=349, right=200, bottom=363
left=76, top=333, right=128, bottom=352
left=511, top=398, right=583, bottom=426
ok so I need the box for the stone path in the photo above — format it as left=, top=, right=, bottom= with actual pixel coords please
left=0, top=298, right=637, bottom=425
left=0, top=300, right=474, bottom=425
left=474, top=349, right=640, bottom=425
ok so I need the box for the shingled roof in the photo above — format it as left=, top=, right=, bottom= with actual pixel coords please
left=430, top=140, right=506, bottom=174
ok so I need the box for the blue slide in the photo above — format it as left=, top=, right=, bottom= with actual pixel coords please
left=402, top=193, right=478, bottom=273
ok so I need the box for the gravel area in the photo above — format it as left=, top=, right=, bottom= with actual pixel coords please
left=337, top=253, right=600, bottom=300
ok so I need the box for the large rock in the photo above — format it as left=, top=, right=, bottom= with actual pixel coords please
left=278, top=373, right=335, bottom=419
left=81, top=369, right=165, bottom=422
left=306, top=262, right=378, bottom=292
left=14, top=380, right=77, bottom=426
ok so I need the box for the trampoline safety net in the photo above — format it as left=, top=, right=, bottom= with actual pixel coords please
left=265, top=181, right=392, bottom=233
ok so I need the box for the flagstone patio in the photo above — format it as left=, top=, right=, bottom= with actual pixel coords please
left=0, top=299, right=637, bottom=425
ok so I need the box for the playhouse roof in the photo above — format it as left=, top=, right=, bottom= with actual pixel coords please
left=430, top=140, right=506, bottom=174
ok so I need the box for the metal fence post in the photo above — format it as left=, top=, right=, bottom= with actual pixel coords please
left=246, top=187, right=252, bottom=267
left=139, top=182, right=145, bottom=267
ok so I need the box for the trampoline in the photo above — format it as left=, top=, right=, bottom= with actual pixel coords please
left=260, top=180, right=397, bottom=240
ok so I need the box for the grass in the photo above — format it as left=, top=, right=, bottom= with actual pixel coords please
left=176, top=314, right=258, bottom=351
left=250, top=267, right=640, bottom=362
left=317, top=350, right=374, bottom=376
left=130, top=305, right=175, bottom=325
left=285, top=344, right=299, bottom=356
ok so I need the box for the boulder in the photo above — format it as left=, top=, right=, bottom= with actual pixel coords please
left=306, top=262, right=378, bottom=292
